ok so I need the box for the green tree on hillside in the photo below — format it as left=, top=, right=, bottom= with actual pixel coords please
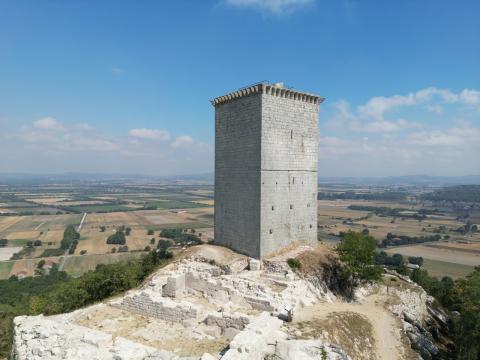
left=336, top=231, right=382, bottom=281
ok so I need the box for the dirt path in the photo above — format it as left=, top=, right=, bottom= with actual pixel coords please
left=293, top=292, right=417, bottom=360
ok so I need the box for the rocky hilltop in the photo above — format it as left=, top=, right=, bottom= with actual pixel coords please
left=11, top=245, right=445, bottom=360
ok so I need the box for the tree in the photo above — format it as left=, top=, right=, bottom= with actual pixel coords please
left=37, top=260, right=45, bottom=269
left=99, top=226, right=106, bottom=232
left=125, top=227, right=131, bottom=236
left=0, top=239, right=8, bottom=247
left=147, top=229, right=154, bottom=236
left=336, top=231, right=382, bottom=281
left=106, top=231, right=126, bottom=245
left=33, top=240, right=42, bottom=247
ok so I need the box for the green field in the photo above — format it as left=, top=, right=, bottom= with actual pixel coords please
left=63, top=252, right=147, bottom=277
left=65, top=204, right=136, bottom=213
left=3, top=214, right=82, bottom=233
left=145, top=200, right=210, bottom=209
left=146, top=222, right=212, bottom=231
left=6, top=239, right=32, bottom=246
left=0, top=262, right=13, bottom=279
left=422, top=258, right=475, bottom=279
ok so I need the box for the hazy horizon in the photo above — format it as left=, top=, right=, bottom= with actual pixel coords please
left=1, top=0, right=479, bottom=177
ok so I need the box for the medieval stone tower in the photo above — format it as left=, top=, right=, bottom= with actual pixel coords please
left=212, top=82, right=323, bottom=259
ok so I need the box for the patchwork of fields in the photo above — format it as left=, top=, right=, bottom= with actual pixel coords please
left=0, top=184, right=214, bottom=279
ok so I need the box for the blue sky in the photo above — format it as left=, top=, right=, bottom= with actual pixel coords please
left=0, top=0, right=479, bottom=176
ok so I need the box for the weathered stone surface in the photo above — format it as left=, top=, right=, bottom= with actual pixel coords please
left=10, top=253, right=336, bottom=360
left=275, top=340, right=351, bottom=360
left=213, top=83, right=322, bottom=259
left=248, top=258, right=261, bottom=271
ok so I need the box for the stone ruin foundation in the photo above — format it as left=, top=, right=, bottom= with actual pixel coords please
left=12, top=246, right=351, bottom=360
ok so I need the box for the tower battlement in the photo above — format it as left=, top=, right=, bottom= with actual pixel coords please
left=211, top=82, right=324, bottom=107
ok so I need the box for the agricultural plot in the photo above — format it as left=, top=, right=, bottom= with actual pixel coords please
left=0, top=247, right=23, bottom=261
left=63, top=252, right=146, bottom=277
left=0, top=214, right=81, bottom=235
left=75, top=227, right=153, bottom=255
left=384, top=244, right=480, bottom=267
left=421, top=258, right=474, bottom=279
left=144, top=200, right=208, bottom=210
left=0, top=261, right=14, bottom=278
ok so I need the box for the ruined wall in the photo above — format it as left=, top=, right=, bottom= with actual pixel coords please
left=112, top=291, right=200, bottom=323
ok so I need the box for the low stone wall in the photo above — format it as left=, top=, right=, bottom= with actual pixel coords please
left=112, top=291, right=200, bottom=323
left=204, top=312, right=250, bottom=331
left=244, top=296, right=274, bottom=311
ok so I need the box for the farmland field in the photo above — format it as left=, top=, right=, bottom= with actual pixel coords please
left=384, top=244, right=480, bottom=266
left=421, top=258, right=474, bottom=279
left=63, top=252, right=147, bottom=277
left=0, top=261, right=14, bottom=278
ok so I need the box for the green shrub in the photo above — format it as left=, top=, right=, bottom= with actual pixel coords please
left=287, top=258, right=301, bottom=270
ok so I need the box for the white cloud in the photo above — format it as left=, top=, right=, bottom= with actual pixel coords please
left=33, top=117, right=63, bottom=130
left=1, top=117, right=214, bottom=175
left=326, top=100, right=419, bottom=133
left=459, top=89, right=480, bottom=106
left=327, top=86, right=480, bottom=134
left=224, top=0, right=312, bottom=14
left=318, top=124, right=480, bottom=176
left=171, top=135, right=194, bottom=149
left=129, top=128, right=171, bottom=141
left=425, top=105, right=444, bottom=114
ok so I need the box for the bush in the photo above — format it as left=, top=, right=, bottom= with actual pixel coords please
left=106, top=231, right=126, bottom=245
left=0, top=239, right=7, bottom=247
left=287, top=258, right=301, bottom=270
left=408, top=256, right=423, bottom=266
left=40, top=249, right=65, bottom=257
left=147, top=229, right=154, bottom=235
left=80, top=250, right=87, bottom=255
left=37, top=260, right=45, bottom=269
left=157, top=239, right=172, bottom=250
left=125, top=227, right=131, bottom=236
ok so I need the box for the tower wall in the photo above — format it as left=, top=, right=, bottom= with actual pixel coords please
left=214, top=93, right=262, bottom=258
left=260, top=92, right=319, bottom=256
left=213, top=83, right=322, bottom=258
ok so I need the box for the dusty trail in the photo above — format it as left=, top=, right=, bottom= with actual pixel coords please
left=293, top=292, right=417, bottom=360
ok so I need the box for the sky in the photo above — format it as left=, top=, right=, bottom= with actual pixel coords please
left=0, top=0, right=479, bottom=177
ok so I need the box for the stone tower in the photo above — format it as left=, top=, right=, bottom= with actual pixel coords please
left=212, top=82, right=323, bottom=259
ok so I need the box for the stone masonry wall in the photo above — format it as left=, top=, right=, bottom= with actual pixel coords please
left=260, top=92, right=318, bottom=256
left=112, top=291, right=200, bottom=323
left=214, top=84, right=320, bottom=258
left=214, top=93, right=262, bottom=258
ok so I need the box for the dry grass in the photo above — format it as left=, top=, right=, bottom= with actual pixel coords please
left=0, top=216, right=23, bottom=233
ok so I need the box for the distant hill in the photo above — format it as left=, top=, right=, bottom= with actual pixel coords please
left=317, top=175, right=480, bottom=186
left=0, top=173, right=479, bottom=186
